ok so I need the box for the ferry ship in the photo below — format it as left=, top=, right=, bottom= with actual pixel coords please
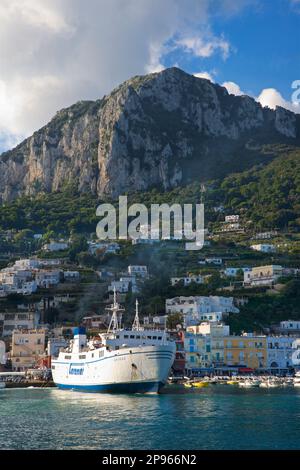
left=51, top=293, right=176, bottom=394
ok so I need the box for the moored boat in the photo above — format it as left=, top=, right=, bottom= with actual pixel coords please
left=51, top=293, right=176, bottom=394
left=293, top=371, right=300, bottom=387
left=259, top=378, right=278, bottom=388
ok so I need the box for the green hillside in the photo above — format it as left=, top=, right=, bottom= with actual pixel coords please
left=0, top=147, right=299, bottom=235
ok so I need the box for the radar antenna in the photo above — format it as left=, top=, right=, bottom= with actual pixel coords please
left=132, top=299, right=141, bottom=331
left=106, top=288, right=125, bottom=333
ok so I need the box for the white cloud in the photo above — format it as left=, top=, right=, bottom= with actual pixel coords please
left=176, top=34, right=230, bottom=60
left=220, top=77, right=300, bottom=114
left=221, top=79, right=300, bottom=114
left=256, top=88, right=300, bottom=113
left=145, top=43, right=167, bottom=74
left=0, top=0, right=258, bottom=151
left=222, top=81, right=245, bottom=96
left=193, top=71, right=215, bottom=82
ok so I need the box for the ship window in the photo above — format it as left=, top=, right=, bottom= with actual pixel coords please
left=99, top=351, right=104, bottom=357
left=91, top=353, right=94, bottom=358
left=65, top=355, right=71, bottom=359
left=124, top=335, right=129, bottom=339
left=51, top=365, right=55, bottom=370
left=147, top=336, right=152, bottom=339
left=130, top=335, right=135, bottom=339
left=79, top=355, right=86, bottom=359
left=153, top=336, right=157, bottom=340
left=158, top=337, right=162, bottom=340
left=116, top=335, right=120, bottom=339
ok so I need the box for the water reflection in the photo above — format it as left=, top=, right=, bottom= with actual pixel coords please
left=1, top=387, right=300, bottom=449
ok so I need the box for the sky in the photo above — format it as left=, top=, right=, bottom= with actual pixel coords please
left=0, top=0, right=300, bottom=152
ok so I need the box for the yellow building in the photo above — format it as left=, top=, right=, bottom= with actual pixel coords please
left=223, top=334, right=267, bottom=370
left=10, top=328, right=47, bottom=371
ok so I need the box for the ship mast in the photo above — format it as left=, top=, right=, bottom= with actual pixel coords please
left=106, top=288, right=125, bottom=333
left=132, top=299, right=142, bottom=331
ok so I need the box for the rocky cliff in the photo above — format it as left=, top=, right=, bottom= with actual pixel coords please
left=1, top=67, right=299, bottom=201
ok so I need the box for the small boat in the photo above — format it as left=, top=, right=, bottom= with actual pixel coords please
left=282, top=379, right=293, bottom=387
left=259, top=378, right=278, bottom=388
left=227, top=380, right=238, bottom=385
left=192, top=381, right=209, bottom=388
left=239, top=380, right=253, bottom=388
left=294, top=371, right=300, bottom=387
left=184, top=382, right=193, bottom=388
left=239, top=379, right=260, bottom=388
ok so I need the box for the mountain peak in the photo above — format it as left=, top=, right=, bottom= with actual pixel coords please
left=0, top=69, right=299, bottom=202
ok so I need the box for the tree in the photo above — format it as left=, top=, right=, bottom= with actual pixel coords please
left=167, top=312, right=183, bottom=330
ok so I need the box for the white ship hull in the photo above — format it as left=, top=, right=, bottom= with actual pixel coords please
left=52, top=344, right=175, bottom=394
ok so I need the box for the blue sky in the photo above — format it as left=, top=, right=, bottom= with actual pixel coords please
left=161, top=0, right=300, bottom=101
left=0, top=0, right=299, bottom=153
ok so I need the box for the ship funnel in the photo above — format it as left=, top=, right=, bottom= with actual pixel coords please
left=73, top=327, right=86, bottom=353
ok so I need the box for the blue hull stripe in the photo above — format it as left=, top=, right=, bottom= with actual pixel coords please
left=56, top=381, right=164, bottom=394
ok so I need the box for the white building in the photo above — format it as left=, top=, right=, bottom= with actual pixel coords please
left=16, top=281, right=37, bottom=295
left=132, top=238, right=159, bottom=246
left=0, top=311, right=40, bottom=337
left=225, top=215, right=239, bottom=223
left=188, top=322, right=230, bottom=337
left=128, top=265, right=148, bottom=277
left=39, top=259, right=62, bottom=267
left=252, top=231, right=277, bottom=240
left=108, top=279, right=130, bottom=294
left=63, top=271, right=80, bottom=281
left=42, top=241, right=69, bottom=252
left=267, top=336, right=295, bottom=370
left=88, top=241, right=120, bottom=254
left=197, top=312, right=224, bottom=323
left=165, top=296, right=239, bottom=327
left=205, top=258, right=222, bottom=265
left=292, top=339, right=300, bottom=367
left=0, top=267, right=33, bottom=294
left=279, top=321, right=300, bottom=332
left=171, top=275, right=204, bottom=287
left=244, top=265, right=283, bottom=287
left=250, top=244, right=276, bottom=253
left=143, top=315, right=168, bottom=327
left=0, top=268, right=32, bottom=286
left=224, top=267, right=251, bottom=277
left=0, top=340, right=6, bottom=364
left=221, top=223, right=241, bottom=232
left=47, top=337, right=69, bottom=357
left=35, top=270, right=61, bottom=288
left=14, top=259, right=40, bottom=270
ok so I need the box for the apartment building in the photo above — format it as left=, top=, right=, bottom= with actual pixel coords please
left=0, top=310, right=40, bottom=337
left=223, top=334, right=267, bottom=370
left=10, top=328, right=47, bottom=371
left=244, top=265, right=283, bottom=287
left=171, top=275, right=203, bottom=287
left=166, top=296, right=239, bottom=327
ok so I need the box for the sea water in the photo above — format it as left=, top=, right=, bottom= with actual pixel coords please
left=0, top=386, right=300, bottom=450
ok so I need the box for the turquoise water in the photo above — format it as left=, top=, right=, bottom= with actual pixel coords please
left=1, top=386, right=300, bottom=450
